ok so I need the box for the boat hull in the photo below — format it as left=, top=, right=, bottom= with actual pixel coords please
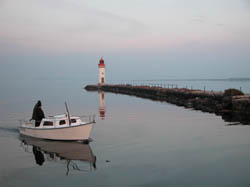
left=19, top=123, right=93, bottom=141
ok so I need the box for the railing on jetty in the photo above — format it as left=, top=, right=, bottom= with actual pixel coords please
left=107, top=80, right=245, bottom=93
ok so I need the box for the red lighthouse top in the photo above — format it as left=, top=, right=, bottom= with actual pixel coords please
left=98, top=57, right=105, bottom=67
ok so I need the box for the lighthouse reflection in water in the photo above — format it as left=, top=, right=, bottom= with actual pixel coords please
left=19, top=136, right=97, bottom=175
left=99, top=91, right=106, bottom=120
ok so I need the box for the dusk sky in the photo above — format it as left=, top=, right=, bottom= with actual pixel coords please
left=1, top=0, right=250, bottom=81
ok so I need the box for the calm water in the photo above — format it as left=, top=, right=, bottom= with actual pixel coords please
left=1, top=79, right=250, bottom=187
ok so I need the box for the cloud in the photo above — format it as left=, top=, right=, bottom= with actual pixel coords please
left=240, top=0, right=250, bottom=10
left=216, top=23, right=224, bottom=26
left=49, top=0, right=147, bottom=36
left=190, top=16, right=205, bottom=23
left=244, top=0, right=250, bottom=7
left=0, top=0, right=147, bottom=53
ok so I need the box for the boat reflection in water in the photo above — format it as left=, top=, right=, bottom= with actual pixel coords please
left=19, top=135, right=97, bottom=175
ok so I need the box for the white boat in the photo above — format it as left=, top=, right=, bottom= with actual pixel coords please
left=19, top=103, right=95, bottom=141
left=19, top=114, right=95, bottom=141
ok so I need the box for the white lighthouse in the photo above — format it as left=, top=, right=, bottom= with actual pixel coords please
left=98, top=57, right=105, bottom=85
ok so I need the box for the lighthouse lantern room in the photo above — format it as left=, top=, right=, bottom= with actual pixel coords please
left=98, top=57, right=106, bottom=85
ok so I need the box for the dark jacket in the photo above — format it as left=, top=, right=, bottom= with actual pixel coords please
left=32, top=101, right=45, bottom=123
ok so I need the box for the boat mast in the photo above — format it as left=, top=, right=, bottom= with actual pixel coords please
left=65, top=102, right=71, bottom=126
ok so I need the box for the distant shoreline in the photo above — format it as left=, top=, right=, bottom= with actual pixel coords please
left=129, top=78, right=250, bottom=82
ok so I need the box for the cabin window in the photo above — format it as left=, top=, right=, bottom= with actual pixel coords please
left=71, top=119, right=77, bottom=123
left=59, top=120, right=66, bottom=125
left=43, top=121, right=53, bottom=126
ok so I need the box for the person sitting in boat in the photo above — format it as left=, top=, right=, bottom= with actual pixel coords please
left=31, top=100, right=45, bottom=127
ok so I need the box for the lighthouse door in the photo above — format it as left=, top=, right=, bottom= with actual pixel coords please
left=101, top=78, right=104, bottom=83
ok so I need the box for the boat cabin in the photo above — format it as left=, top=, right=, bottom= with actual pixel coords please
left=38, top=114, right=82, bottom=128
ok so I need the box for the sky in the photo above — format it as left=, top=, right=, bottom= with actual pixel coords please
left=0, top=0, right=250, bottom=81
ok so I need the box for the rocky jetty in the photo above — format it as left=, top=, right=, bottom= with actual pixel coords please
left=85, top=84, right=250, bottom=125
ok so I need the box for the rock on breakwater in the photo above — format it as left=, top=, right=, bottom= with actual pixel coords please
left=85, top=84, right=250, bottom=125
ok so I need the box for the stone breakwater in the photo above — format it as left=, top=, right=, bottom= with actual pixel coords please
left=85, top=84, right=250, bottom=125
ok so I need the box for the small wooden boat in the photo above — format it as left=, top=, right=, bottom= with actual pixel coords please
left=19, top=103, right=95, bottom=141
